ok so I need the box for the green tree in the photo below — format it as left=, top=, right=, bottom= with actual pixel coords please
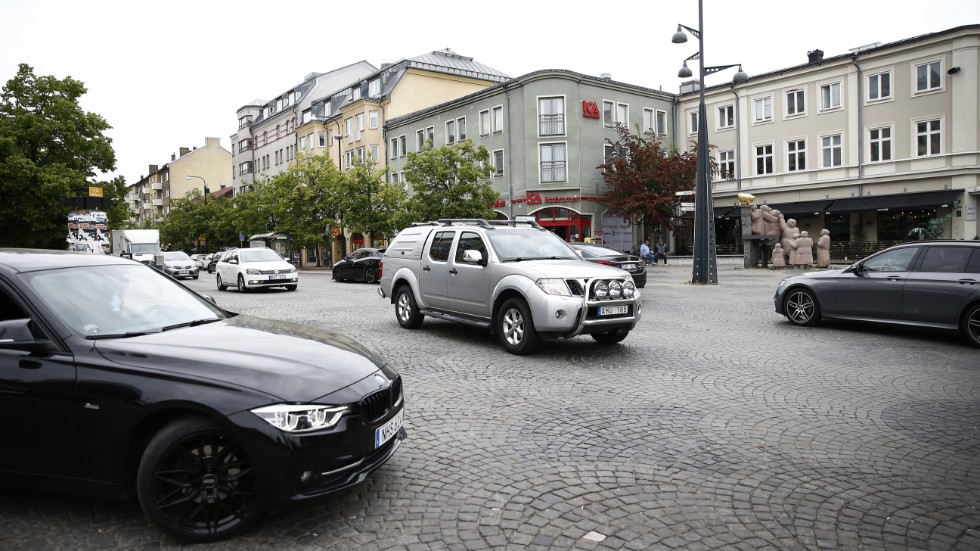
left=403, top=139, right=497, bottom=222
left=598, top=125, right=705, bottom=238
left=0, top=64, right=115, bottom=248
left=340, top=158, right=408, bottom=240
left=263, top=154, right=344, bottom=251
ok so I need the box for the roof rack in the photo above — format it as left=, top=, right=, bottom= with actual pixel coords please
left=437, top=218, right=493, bottom=228
left=487, top=219, right=544, bottom=230
left=430, top=218, right=546, bottom=230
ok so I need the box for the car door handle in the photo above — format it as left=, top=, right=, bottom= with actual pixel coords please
left=958, top=279, right=978, bottom=285
left=19, top=359, right=42, bottom=370
left=449, top=269, right=458, bottom=275
left=422, top=265, right=430, bottom=272
left=886, top=275, right=903, bottom=281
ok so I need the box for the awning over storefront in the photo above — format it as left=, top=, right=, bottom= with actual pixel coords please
left=826, top=190, right=960, bottom=213
left=764, top=200, right=835, bottom=217
left=713, top=206, right=736, bottom=218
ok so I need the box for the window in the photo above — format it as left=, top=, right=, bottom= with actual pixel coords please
left=915, top=119, right=941, bottom=156
left=785, top=89, right=805, bottom=116
left=617, top=103, right=628, bottom=126
left=656, top=110, right=667, bottom=135
left=239, top=115, right=253, bottom=129
left=369, top=110, right=378, bottom=129
left=352, top=87, right=361, bottom=101
left=416, top=129, right=425, bottom=150
left=868, top=72, right=891, bottom=101
left=345, top=118, right=353, bottom=143
left=425, top=126, right=434, bottom=144
left=429, top=231, right=454, bottom=262
left=820, top=82, right=841, bottom=110
left=868, top=126, right=892, bottom=162
left=688, top=111, right=699, bottom=135
left=718, top=149, right=735, bottom=180
left=399, top=135, right=407, bottom=157
left=301, top=110, right=311, bottom=124
left=540, top=143, right=567, bottom=182
left=454, top=232, right=487, bottom=264
left=718, top=105, right=734, bottom=129
left=355, top=114, right=364, bottom=141
left=643, top=108, right=655, bottom=133
left=492, top=149, right=504, bottom=176
left=239, top=161, right=253, bottom=175
left=308, top=134, right=315, bottom=150
left=370, top=144, right=379, bottom=161
left=919, top=246, right=972, bottom=273
left=446, top=120, right=456, bottom=144
left=821, top=134, right=843, bottom=167
left=458, top=117, right=466, bottom=140
left=356, top=147, right=365, bottom=163
left=480, top=109, right=490, bottom=136
left=915, top=61, right=941, bottom=93
left=492, top=106, right=503, bottom=133
left=755, top=144, right=773, bottom=175
left=787, top=139, right=806, bottom=172
left=604, top=144, right=614, bottom=168
left=318, top=132, right=326, bottom=148
left=368, top=79, right=380, bottom=97
left=603, top=101, right=628, bottom=127
left=753, top=97, right=772, bottom=122
left=345, top=150, right=354, bottom=168
left=389, top=137, right=398, bottom=160
left=538, top=96, right=565, bottom=136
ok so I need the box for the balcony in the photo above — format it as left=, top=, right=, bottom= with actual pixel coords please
left=539, top=114, right=566, bottom=136
left=152, top=198, right=163, bottom=207
left=151, top=182, right=163, bottom=190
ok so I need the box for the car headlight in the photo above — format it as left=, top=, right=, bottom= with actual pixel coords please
left=777, top=278, right=789, bottom=292
left=246, top=268, right=261, bottom=275
left=251, top=404, right=348, bottom=432
left=594, top=280, right=609, bottom=298
left=536, top=278, right=571, bottom=296
left=622, top=280, right=635, bottom=298
left=286, top=266, right=297, bottom=273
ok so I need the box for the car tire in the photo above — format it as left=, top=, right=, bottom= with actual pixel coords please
left=216, top=274, right=227, bottom=291
left=497, top=297, right=540, bottom=355
left=364, top=268, right=376, bottom=284
left=238, top=275, right=249, bottom=293
left=784, top=287, right=820, bottom=327
left=136, top=416, right=265, bottom=543
left=285, top=285, right=297, bottom=291
left=394, top=286, right=424, bottom=329
left=193, top=275, right=199, bottom=280
left=962, top=303, right=980, bottom=348
left=332, top=270, right=339, bottom=281
left=592, top=329, right=630, bottom=345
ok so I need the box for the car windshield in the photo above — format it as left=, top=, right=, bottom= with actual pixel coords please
left=239, top=248, right=284, bottom=263
left=487, top=229, right=578, bottom=261
left=24, top=263, right=226, bottom=338
left=163, top=251, right=191, bottom=261
left=131, top=243, right=161, bottom=254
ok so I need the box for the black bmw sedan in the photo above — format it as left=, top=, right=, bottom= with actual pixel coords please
left=332, top=247, right=385, bottom=284
left=568, top=243, right=647, bottom=288
left=0, top=249, right=406, bottom=542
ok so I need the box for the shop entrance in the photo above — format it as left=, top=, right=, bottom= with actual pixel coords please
left=533, top=207, right=592, bottom=242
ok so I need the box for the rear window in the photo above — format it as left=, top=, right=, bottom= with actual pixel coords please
left=918, top=246, right=972, bottom=273
left=966, top=249, right=980, bottom=274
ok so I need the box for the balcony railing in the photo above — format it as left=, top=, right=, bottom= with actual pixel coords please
left=151, top=182, right=163, bottom=190
left=540, top=161, right=567, bottom=183
left=539, top=114, right=565, bottom=136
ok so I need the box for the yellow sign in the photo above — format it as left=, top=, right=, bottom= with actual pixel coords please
left=331, top=227, right=341, bottom=237
left=88, top=186, right=104, bottom=197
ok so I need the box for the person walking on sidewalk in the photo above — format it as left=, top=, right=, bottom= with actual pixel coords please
left=655, top=240, right=668, bottom=265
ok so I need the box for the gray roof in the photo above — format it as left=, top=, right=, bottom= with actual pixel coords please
left=404, top=48, right=510, bottom=81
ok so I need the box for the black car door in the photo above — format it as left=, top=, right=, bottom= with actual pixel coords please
left=0, top=281, right=78, bottom=477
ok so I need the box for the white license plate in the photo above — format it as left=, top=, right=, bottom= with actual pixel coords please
left=623, top=264, right=637, bottom=271
left=599, top=305, right=629, bottom=316
left=270, top=275, right=288, bottom=280
left=375, top=408, right=404, bottom=449
left=177, top=271, right=188, bottom=275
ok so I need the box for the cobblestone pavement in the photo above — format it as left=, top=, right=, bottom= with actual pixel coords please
left=2, top=265, right=978, bottom=550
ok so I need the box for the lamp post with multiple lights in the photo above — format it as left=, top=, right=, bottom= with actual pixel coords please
left=672, top=0, right=747, bottom=284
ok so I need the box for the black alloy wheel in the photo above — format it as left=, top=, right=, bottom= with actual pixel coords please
left=963, top=303, right=980, bottom=347
left=784, top=288, right=820, bottom=327
left=136, top=417, right=264, bottom=542
left=364, top=267, right=376, bottom=284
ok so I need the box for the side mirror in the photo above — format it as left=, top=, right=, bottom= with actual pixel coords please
left=0, top=318, right=53, bottom=352
left=120, top=252, right=133, bottom=260
left=462, top=249, right=484, bottom=265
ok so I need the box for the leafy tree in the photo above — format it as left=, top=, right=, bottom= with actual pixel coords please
left=262, top=154, right=344, bottom=251
left=403, top=139, right=497, bottom=222
left=340, top=158, right=408, bottom=240
left=0, top=64, right=115, bottom=248
left=598, top=125, right=707, bottom=239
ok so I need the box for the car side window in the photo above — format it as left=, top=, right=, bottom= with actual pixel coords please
left=967, top=250, right=980, bottom=274
left=454, top=232, right=487, bottom=264
left=863, top=247, right=918, bottom=272
left=918, top=246, right=971, bottom=273
left=429, top=232, right=454, bottom=262
left=0, top=286, right=28, bottom=322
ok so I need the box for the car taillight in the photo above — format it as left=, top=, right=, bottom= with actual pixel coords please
left=596, top=260, right=616, bottom=266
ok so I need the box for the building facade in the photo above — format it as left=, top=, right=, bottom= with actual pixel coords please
left=126, top=137, right=232, bottom=226
left=384, top=70, right=677, bottom=253
left=676, top=24, right=980, bottom=255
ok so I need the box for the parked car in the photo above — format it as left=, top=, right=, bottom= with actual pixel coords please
left=190, top=253, right=208, bottom=269
left=568, top=243, right=646, bottom=288
left=206, top=251, right=225, bottom=273
left=0, top=249, right=405, bottom=541
left=333, top=248, right=385, bottom=284
left=216, top=247, right=298, bottom=292
left=774, top=240, right=980, bottom=346
left=161, top=251, right=200, bottom=280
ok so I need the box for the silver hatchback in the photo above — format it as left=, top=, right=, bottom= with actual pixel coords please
left=774, top=241, right=980, bottom=347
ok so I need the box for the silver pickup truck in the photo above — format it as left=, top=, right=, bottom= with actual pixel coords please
left=378, top=219, right=642, bottom=354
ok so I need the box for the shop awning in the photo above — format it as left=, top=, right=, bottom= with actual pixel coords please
left=826, top=190, right=960, bottom=213
left=765, top=200, right=835, bottom=217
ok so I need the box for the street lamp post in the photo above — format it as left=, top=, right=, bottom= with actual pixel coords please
left=334, top=134, right=343, bottom=171
left=186, top=175, right=210, bottom=252
left=672, top=0, right=747, bottom=284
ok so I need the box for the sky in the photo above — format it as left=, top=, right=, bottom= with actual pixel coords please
left=2, top=0, right=978, bottom=186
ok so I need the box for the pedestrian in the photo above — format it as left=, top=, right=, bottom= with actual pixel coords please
left=655, top=240, right=668, bottom=265
left=639, top=240, right=656, bottom=265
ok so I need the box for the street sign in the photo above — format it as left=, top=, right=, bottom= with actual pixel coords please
left=675, top=190, right=694, bottom=196
left=680, top=206, right=696, bottom=212
left=680, top=202, right=695, bottom=207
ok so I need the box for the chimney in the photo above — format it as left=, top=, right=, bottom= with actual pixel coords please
left=179, top=147, right=190, bottom=157
left=600, top=73, right=612, bottom=80
left=148, top=164, right=158, bottom=174
left=171, top=154, right=176, bottom=161
left=206, top=137, right=220, bottom=148
left=807, top=49, right=824, bottom=63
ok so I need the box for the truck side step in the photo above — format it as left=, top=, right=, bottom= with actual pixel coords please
left=420, top=309, right=492, bottom=330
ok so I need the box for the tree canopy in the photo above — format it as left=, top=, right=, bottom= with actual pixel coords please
left=598, top=126, right=708, bottom=238
left=0, top=64, right=117, bottom=248
left=403, top=139, right=498, bottom=222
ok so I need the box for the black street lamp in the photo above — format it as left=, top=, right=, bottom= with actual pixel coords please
left=185, top=175, right=210, bottom=205
left=672, top=0, right=747, bottom=284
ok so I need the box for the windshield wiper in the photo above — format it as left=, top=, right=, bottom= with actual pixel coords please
left=161, top=318, right=222, bottom=332
left=86, top=330, right=161, bottom=340
left=503, top=256, right=569, bottom=262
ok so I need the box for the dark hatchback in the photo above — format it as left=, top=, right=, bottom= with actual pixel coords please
left=568, top=243, right=647, bottom=288
left=0, top=249, right=406, bottom=542
left=333, top=247, right=385, bottom=284
left=774, top=241, right=980, bottom=346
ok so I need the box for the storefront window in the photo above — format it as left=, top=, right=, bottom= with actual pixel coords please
left=877, top=210, right=935, bottom=241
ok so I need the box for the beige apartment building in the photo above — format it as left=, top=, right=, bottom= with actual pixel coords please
left=675, top=24, right=979, bottom=255
left=126, top=137, right=232, bottom=226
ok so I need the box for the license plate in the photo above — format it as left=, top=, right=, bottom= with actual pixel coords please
left=177, top=271, right=188, bottom=275
left=623, top=263, right=637, bottom=271
left=270, top=275, right=287, bottom=280
left=599, top=305, right=629, bottom=316
left=375, top=408, right=404, bottom=448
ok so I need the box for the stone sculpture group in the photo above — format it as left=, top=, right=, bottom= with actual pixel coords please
left=749, top=204, right=831, bottom=269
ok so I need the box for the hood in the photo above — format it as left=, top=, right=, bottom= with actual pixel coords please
left=787, top=267, right=848, bottom=281
left=499, top=259, right=631, bottom=280
left=94, top=315, right=385, bottom=402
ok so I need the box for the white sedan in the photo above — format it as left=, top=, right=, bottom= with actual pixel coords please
left=215, top=247, right=298, bottom=292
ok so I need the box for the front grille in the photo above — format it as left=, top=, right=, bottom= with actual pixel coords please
left=259, top=268, right=292, bottom=275
left=360, top=376, right=402, bottom=422
left=566, top=279, right=585, bottom=296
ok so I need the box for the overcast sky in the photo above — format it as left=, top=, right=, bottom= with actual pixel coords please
left=2, top=0, right=977, bottom=186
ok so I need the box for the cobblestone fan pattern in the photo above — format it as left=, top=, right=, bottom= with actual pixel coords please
left=2, top=266, right=978, bottom=550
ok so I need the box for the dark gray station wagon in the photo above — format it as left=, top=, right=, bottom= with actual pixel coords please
left=774, top=241, right=980, bottom=347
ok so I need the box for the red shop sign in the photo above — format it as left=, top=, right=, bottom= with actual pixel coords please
left=582, top=101, right=600, bottom=119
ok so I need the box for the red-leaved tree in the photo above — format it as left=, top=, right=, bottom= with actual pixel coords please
left=598, top=125, right=713, bottom=240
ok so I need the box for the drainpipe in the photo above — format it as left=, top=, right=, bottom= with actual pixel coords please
left=851, top=54, right=865, bottom=192
left=730, top=84, right=742, bottom=190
